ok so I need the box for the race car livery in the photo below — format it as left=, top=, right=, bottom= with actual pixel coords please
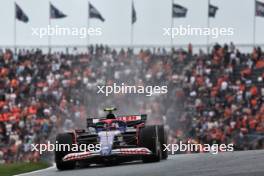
left=55, top=109, right=168, bottom=170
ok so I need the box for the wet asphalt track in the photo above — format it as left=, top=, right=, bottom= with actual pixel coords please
left=19, top=150, right=264, bottom=176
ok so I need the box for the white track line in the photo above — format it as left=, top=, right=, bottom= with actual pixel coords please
left=15, top=163, right=56, bottom=176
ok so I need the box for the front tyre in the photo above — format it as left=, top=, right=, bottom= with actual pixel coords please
left=55, top=133, right=76, bottom=170
left=158, top=125, right=168, bottom=160
left=139, top=125, right=161, bottom=163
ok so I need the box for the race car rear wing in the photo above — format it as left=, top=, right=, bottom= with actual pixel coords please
left=86, top=114, right=147, bottom=128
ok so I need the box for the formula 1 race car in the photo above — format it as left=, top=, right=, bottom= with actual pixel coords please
left=55, top=108, right=168, bottom=170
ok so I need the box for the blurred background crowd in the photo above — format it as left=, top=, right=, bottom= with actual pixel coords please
left=0, top=43, right=263, bottom=163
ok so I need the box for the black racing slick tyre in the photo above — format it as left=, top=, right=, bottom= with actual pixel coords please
left=55, top=133, right=76, bottom=170
left=139, top=125, right=162, bottom=163
left=158, top=125, right=168, bottom=160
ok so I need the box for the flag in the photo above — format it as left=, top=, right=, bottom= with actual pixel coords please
left=89, top=3, right=105, bottom=22
left=15, top=3, right=29, bottom=23
left=50, top=3, right=67, bottom=19
left=132, top=1, right=137, bottom=24
left=209, top=4, right=218, bottom=17
left=172, top=4, right=187, bottom=18
left=256, top=0, right=264, bottom=17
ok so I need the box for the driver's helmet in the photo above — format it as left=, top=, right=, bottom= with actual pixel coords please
left=106, top=113, right=115, bottom=119
left=104, top=107, right=117, bottom=119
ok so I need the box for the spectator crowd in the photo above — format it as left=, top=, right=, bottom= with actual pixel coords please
left=0, top=43, right=263, bottom=163
left=170, top=44, right=264, bottom=152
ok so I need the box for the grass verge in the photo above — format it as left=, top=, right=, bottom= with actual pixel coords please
left=0, top=162, right=50, bottom=176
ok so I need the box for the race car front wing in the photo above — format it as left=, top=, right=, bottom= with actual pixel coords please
left=63, top=147, right=152, bottom=162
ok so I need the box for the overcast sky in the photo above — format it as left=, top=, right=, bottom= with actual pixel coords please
left=0, top=0, right=264, bottom=47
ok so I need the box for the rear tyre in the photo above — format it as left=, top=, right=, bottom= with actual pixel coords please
left=158, top=125, right=168, bottom=160
left=139, top=125, right=161, bottom=163
left=55, top=133, right=76, bottom=170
